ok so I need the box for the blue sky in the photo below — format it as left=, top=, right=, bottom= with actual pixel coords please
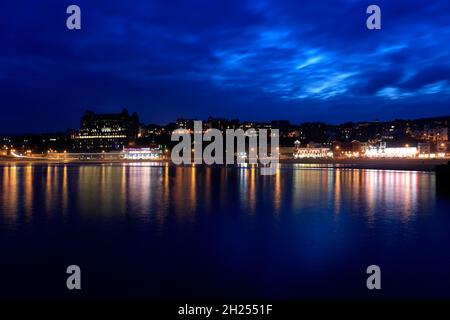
left=1, top=0, right=450, bottom=133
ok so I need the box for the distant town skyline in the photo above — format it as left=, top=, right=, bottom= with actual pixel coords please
left=2, top=108, right=449, bottom=137
left=1, top=107, right=450, bottom=136
left=2, top=0, right=450, bottom=133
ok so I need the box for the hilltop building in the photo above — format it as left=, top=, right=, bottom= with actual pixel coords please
left=72, top=109, right=140, bottom=151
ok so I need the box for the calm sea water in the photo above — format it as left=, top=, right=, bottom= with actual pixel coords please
left=1, top=162, right=450, bottom=299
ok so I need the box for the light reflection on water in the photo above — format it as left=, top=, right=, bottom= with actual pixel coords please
left=0, top=162, right=449, bottom=299
left=0, top=163, right=437, bottom=229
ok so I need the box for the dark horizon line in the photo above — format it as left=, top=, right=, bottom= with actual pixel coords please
left=1, top=112, right=450, bottom=137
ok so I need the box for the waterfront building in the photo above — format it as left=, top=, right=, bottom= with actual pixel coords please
left=418, top=142, right=432, bottom=155
left=72, top=109, right=140, bottom=151
left=365, top=145, right=418, bottom=158
left=350, top=140, right=368, bottom=157
left=293, top=147, right=333, bottom=159
left=417, top=142, right=448, bottom=158
left=437, top=142, right=449, bottom=153
left=293, top=141, right=333, bottom=159
left=122, top=146, right=163, bottom=160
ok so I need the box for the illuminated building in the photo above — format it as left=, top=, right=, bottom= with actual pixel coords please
left=365, top=145, right=418, bottom=158
left=437, top=142, right=449, bottom=153
left=413, top=126, right=448, bottom=142
left=293, top=148, right=333, bottom=159
left=418, top=142, right=431, bottom=155
left=417, top=141, right=448, bottom=159
left=72, top=109, right=139, bottom=151
left=293, top=141, right=333, bottom=159
left=122, top=146, right=163, bottom=160
left=176, top=118, right=196, bottom=133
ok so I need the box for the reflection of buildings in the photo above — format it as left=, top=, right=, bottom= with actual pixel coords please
left=72, top=109, right=139, bottom=151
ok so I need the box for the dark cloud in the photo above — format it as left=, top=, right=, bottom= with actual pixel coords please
left=401, top=65, right=450, bottom=90
left=352, top=68, right=405, bottom=95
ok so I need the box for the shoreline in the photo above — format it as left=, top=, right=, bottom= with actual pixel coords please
left=1, top=156, right=448, bottom=172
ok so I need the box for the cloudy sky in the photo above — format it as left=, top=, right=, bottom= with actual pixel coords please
left=1, top=0, right=450, bottom=133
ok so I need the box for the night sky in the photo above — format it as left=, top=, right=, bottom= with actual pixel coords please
left=1, top=0, right=450, bottom=133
